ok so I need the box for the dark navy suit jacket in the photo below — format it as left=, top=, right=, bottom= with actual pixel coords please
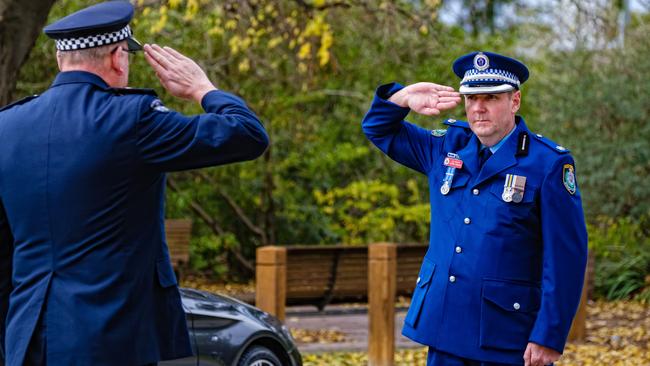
left=0, top=71, right=268, bottom=365
left=362, top=83, right=587, bottom=365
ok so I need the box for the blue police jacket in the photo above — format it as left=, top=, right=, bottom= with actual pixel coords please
left=362, top=83, right=588, bottom=365
left=0, top=71, right=269, bottom=365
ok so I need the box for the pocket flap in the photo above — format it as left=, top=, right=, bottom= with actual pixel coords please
left=482, top=280, right=541, bottom=312
left=415, top=258, right=436, bottom=288
left=156, top=259, right=178, bottom=288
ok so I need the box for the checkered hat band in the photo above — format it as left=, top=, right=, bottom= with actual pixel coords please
left=55, top=25, right=132, bottom=51
left=461, top=68, right=520, bottom=87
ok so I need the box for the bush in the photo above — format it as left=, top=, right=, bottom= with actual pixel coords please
left=589, top=217, right=650, bottom=301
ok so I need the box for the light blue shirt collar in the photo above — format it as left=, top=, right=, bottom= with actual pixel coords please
left=482, top=124, right=517, bottom=154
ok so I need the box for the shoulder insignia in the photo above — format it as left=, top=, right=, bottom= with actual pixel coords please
left=0, top=95, right=39, bottom=113
left=150, top=98, right=170, bottom=113
left=562, top=164, right=577, bottom=194
left=443, top=118, right=470, bottom=129
left=109, top=87, right=158, bottom=96
left=431, top=129, right=447, bottom=137
left=533, top=133, right=570, bottom=154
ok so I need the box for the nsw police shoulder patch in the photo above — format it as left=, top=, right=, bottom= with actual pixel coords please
left=431, top=129, right=447, bottom=137
left=563, top=164, right=576, bottom=195
left=150, top=99, right=170, bottom=113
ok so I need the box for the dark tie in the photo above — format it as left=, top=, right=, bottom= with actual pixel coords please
left=479, top=148, right=492, bottom=168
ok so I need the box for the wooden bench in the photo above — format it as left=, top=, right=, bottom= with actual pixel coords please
left=258, top=244, right=427, bottom=311
left=164, top=219, right=192, bottom=277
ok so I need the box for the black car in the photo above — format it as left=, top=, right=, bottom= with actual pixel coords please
left=161, top=288, right=302, bottom=366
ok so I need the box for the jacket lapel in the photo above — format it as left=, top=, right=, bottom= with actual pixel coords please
left=473, top=117, right=528, bottom=187
left=455, top=134, right=480, bottom=177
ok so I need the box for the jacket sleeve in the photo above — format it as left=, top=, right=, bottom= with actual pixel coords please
left=528, top=155, right=588, bottom=353
left=361, top=83, right=443, bottom=175
left=136, top=90, right=269, bottom=172
left=0, top=200, right=13, bottom=364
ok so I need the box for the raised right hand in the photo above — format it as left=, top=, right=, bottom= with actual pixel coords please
left=388, top=82, right=461, bottom=116
left=143, top=44, right=217, bottom=103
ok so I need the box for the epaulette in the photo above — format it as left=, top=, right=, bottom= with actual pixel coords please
left=0, top=95, right=39, bottom=113
left=443, top=118, right=470, bottom=129
left=108, top=87, right=158, bottom=96
left=532, top=133, right=570, bottom=154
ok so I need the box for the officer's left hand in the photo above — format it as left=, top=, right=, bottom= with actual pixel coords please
left=524, top=342, right=561, bottom=366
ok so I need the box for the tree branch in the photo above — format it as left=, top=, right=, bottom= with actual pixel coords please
left=193, top=170, right=266, bottom=239
left=167, top=175, right=255, bottom=274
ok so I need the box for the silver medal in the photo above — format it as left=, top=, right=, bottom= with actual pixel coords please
left=440, top=182, right=450, bottom=195
left=511, top=191, right=523, bottom=203
left=502, top=186, right=514, bottom=202
left=502, top=191, right=513, bottom=202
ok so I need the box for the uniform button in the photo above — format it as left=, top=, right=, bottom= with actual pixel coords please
left=455, top=246, right=462, bottom=253
left=416, top=276, right=421, bottom=284
left=449, top=275, right=456, bottom=283
left=513, top=302, right=521, bottom=310
left=536, top=134, right=543, bottom=138
left=472, top=188, right=479, bottom=195
left=464, top=217, right=471, bottom=224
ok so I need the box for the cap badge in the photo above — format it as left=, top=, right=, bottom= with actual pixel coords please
left=473, top=52, right=490, bottom=71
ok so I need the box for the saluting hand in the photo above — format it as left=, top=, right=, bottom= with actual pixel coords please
left=388, top=82, right=461, bottom=116
left=143, top=44, right=217, bottom=103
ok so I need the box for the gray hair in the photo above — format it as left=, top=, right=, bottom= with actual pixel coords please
left=56, top=43, right=117, bottom=65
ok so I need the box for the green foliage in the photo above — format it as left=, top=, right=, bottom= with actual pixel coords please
left=526, top=21, right=650, bottom=219
left=14, top=0, right=650, bottom=283
left=314, top=179, right=429, bottom=244
left=589, top=217, right=650, bottom=301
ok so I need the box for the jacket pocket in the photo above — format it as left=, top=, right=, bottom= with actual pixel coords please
left=156, top=259, right=178, bottom=288
left=479, top=279, right=541, bottom=351
left=404, top=258, right=436, bottom=328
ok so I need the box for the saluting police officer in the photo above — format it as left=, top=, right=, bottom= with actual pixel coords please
left=362, top=52, right=588, bottom=366
left=0, top=2, right=268, bottom=365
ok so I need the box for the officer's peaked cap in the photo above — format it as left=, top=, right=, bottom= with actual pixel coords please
left=452, top=51, right=529, bottom=95
left=43, top=1, right=142, bottom=52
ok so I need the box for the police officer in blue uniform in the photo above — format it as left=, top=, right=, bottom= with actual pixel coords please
left=362, top=52, right=588, bottom=366
left=0, top=2, right=268, bottom=365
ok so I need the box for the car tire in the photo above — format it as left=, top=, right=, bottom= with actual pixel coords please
left=237, top=345, right=283, bottom=366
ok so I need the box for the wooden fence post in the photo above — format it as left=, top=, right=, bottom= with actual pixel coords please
left=368, top=243, right=397, bottom=366
left=256, top=246, right=287, bottom=321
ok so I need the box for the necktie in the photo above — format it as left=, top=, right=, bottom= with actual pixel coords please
left=479, top=148, right=492, bottom=168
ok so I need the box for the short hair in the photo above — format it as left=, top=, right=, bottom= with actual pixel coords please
left=57, top=43, right=117, bottom=66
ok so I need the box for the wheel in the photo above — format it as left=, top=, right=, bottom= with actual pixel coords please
left=237, top=345, right=283, bottom=366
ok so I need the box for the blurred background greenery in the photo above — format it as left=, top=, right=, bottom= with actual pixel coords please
left=11, top=0, right=650, bottom=301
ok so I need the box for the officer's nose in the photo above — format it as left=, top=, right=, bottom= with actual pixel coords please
left=469, top=99, right=487, bottom=113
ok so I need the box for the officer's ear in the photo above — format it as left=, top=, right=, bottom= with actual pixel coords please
left=109, top=46, right=126, bottom=76
left=511, top=90, right=521, bottom=114
left=56, top=51, right=64, bottom=70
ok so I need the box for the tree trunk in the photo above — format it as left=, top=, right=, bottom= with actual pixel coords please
left=0, top=0, right=57, bottom=106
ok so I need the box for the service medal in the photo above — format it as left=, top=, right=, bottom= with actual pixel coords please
left=440, top=182, right=451, bottom=195
left=441, top=153, right=462, bottom=196
left=502, top=188, right=513, bottom=202
left=503, top=174, right=526, bottom=203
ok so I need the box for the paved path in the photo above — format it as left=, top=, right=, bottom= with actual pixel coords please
left=284, top=305, right=423, bottom=354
